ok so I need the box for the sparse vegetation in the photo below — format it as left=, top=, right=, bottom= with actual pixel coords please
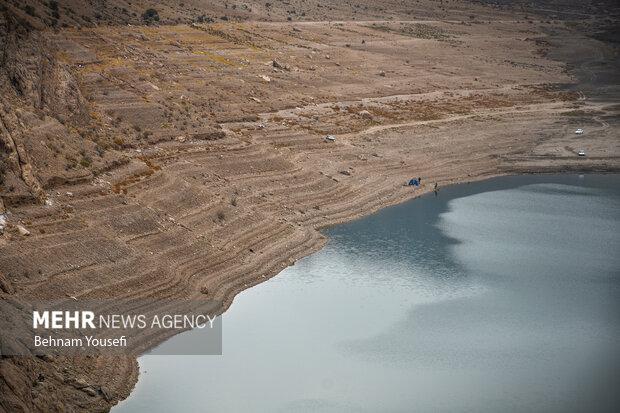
left=24, top=5, right=36, bottom=17
left=95, top=144, right=106, bottom=157
left=142, top=8, right=160, bottom=24
left=113, top=137, right=125, bottom=147
left=368, top=22, right=452, bottom=41
left=0, top=159, right=6, bottom=185
left=79, top=156, right=92, bottom=168
left=48, top=0, right=60, bottom=19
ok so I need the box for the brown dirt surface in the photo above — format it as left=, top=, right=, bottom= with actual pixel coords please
left=1, top=1, right=619, bottom=411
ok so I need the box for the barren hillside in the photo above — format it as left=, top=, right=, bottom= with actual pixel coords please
left=1, top=1, right=619, bottom=411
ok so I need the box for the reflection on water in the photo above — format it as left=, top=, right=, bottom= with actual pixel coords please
left=114, top=175, right=620, bottom=413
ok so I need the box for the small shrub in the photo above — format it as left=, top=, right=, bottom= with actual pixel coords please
left=142, top=8, right=159, bottom=24
left=0, top=159, right=6, bottom=185
left=25, top=5, right=36, bottom=16
left=196, top=14, right=213, bottom=23
left=79, top=156, right=92, bottom=168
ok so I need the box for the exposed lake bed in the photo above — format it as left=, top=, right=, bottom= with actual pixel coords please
left=3, top=1, right=620, bottom=409
left=115, top=174, right=620, bottom=413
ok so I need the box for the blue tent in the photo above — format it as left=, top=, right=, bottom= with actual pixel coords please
left=408, top=179, right=419, bottom=187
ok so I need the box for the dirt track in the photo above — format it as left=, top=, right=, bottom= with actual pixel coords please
left=1, top=2, right=619, bottom=411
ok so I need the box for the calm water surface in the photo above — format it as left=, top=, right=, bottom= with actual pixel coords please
left=114, top=175, right=620, bottom=413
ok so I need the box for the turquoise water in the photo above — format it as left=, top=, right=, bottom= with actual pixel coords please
left=114, top=175, right=620, bottom=412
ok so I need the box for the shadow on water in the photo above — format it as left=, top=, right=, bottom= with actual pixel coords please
left=323, top=174, right=616, bottom=284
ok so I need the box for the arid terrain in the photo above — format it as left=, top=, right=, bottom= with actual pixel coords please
left=1, top=0, right=619, bottom=412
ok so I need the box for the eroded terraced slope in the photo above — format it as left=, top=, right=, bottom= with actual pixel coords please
left=1, top=2, right=619, bottom=411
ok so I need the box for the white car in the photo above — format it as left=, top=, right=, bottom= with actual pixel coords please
left=578, top=150, right=586, bottom=157
left=575, top=128, right=584, bottom=135
left=324, top=135, right=336, bottom=142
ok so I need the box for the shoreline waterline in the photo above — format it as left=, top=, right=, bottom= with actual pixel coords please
left=118, top=175, right=613, bottom=411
